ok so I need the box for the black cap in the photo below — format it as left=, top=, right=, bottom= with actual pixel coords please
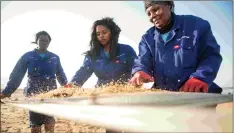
left=143, top=1, right=174, bottom=12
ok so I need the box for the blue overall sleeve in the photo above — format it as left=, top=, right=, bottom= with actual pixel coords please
left=190, top=21, right=222, bottom=85
left=127, top=46, right=137, bottom=72
left=2, top=55, right=27, bottom=96
left=70, top=56, right=93, bottom=87
left=132, top=36, right=154, bottom=76
left=56, top=56, right=68, bottom=86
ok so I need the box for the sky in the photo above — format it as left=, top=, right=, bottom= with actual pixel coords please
left=1, top=1, right=233, bottom=90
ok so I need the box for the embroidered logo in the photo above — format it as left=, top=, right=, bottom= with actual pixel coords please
left=96, top=60, right=102, bottom=62
left=174, top=45, right=180, bottom=49
left=177, top=36, right=190, bottom=41
left=116, top=54, right=125, bottom=58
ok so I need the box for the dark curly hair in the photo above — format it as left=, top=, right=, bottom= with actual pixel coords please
left=144, top=1, right=175, bottom=12
left=85, top=17, right=121, bottom=60
left=31, top=31, right=51, bottom=44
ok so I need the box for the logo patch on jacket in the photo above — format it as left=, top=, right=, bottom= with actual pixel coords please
left=176, top=36, right=190, bottom=41
left=174, top=45, right=180, bottom=49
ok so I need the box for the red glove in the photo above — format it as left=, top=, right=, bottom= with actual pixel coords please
left=129, top=71, right=154, bottom=86
left=63, top=84, right=73, bottom=88
left=180, top=77, right=208, bottom=93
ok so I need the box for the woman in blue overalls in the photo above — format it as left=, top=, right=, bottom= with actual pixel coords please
left=0, top=31, right=68, bottom=133
left=129, top=1, right=223, bottom=94
left=68, top=17, right=137, bottom=88
left=67, top=17, right=137, bottom=133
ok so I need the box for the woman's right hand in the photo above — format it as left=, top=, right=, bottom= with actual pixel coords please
left=63, top=83, right=73, bottom=88
left=0, top=93, right=9, bottom=99
left=129, top=71, right=154, bottom=86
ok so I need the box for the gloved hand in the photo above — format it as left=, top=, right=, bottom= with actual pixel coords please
left=129, top=71, right=154, bottom=86
left=180, top=77, right=208, bottom=93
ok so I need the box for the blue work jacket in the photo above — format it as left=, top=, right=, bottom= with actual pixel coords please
left=2, top=49, right=68, bottom=96
left=71, top=44, right=137, bottom=87
left=132, top=14, right=222, bottom=93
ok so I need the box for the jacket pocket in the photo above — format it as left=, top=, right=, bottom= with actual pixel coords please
left=180, top=38, right=197, bottom=68
left=112, top=55, right=128, bottom=76
left=116, top=54, right=128, bottom=65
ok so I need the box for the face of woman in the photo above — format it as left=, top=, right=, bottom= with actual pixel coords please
left=146, top=4, right=171, bottom=29
left=37, top=34, right=50, bottom=51
left=96, top=25, right=111, bottom=47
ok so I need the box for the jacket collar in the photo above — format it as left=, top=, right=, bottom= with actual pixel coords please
left=146, top=13, right=181, bottom=37
left=33, top=49, right=50, bottom=59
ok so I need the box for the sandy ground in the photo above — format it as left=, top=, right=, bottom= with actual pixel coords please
left=1, top=89, right=233, bottom=133
left=1, top=89, right=105, bottom=133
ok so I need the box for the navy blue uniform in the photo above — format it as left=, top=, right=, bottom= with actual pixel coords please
left=132, top=14, right=222, bottom=93
left=71, top=44, right=137, bottom=87
left=2, top=49, right=68, bottom=127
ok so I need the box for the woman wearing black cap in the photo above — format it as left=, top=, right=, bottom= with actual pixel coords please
left=130, top=1, right=223, bottom=94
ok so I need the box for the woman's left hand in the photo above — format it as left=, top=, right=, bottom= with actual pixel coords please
left=180, top=77, right=208, bottom=93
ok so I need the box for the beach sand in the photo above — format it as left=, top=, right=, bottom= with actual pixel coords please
left=1, top=89, right=105, bottom=133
